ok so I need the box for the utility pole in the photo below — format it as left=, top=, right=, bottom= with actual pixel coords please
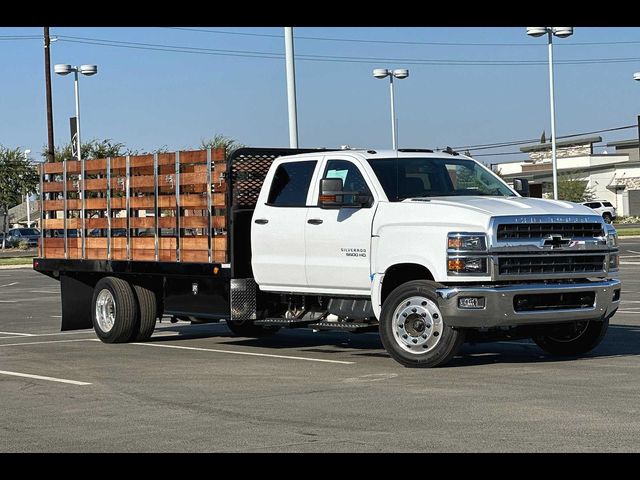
left=284, top=27, right=299, bottom=148
left=44, top=27, right=55, bottom=163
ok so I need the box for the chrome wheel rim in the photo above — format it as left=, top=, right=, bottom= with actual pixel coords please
left=95, top=289, right=116, bottom=333
left=392, top=296, right=443, bottom=354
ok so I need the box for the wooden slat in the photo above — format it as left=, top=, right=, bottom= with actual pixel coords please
left=44, top=199, right=80, bottom=210
left=85, top=238, right=108, bottom=249
left=179, top=150, right=207, bottom=164
left=86, top=218, right=108, bottom=229
left=85, top=248, right=108, bottom=259
left=182, top=250, right=209, bottom=263
left=43, top=218, right=80, bottom=229
left=181, top=217, right=208, bottom=229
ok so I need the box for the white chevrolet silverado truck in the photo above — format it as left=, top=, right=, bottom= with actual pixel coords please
left=35, top=147, right=620, bottom=368
left=249, top=148, right=620, bottom=367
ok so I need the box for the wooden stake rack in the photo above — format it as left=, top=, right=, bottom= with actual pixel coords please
left=39, top=148, right=228, bottom=264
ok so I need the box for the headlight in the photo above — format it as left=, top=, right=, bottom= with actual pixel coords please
left=447, top=233, right=487, bottom=252
left=609, top=254, right=619, bottom=271
left=605, top=225, right=617, bottom=247
left=447, top=233, right=489, bottom=275
left=448, top=256, right=488, bottom=274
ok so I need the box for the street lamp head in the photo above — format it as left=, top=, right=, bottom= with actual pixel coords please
left=79, top=64, right=98, bottom=76
left=526, top=27, right=548, bottom=37
left=552, top=27, right=574, bottom=38
left=634, top=72, right=640, bottom=81
left=54, top=64, right=73, bottom=75
left=392, top=69, right=409, bottom=79
left=373, top=68, right=391, bottom=79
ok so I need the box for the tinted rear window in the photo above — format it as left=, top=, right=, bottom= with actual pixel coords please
left=267, top=161, right=317, bottom=207
left=603, top=202, right=613, bottom=207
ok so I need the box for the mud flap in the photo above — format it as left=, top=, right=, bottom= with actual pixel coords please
left=60, top=274, right=94, bottom=331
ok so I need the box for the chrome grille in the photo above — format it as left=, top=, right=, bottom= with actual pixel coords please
left=497, top=223, right=603, bottom=240
left=498, top=255, right=606, bottom=276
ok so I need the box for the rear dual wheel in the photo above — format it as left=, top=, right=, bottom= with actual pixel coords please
left=92, top=277, right=157, bottom=343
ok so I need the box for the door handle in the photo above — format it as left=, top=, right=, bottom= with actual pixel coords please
left=307, top=219, right=323, bottom=225
left=254, top=219, right=269, bottom=225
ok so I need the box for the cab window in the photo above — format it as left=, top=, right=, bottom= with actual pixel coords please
left=267, top=161, right=317, bottom=207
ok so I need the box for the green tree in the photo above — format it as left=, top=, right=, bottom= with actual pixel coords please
left=200, top=134, right=245, bottom=152
left=556, top=172, right=595, bottom=203
left=41, top=138, right=127, bottom=161
left=0, top=146, right=39, bottom=248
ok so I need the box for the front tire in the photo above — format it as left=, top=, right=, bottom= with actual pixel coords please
left=379, top=280, right=465, bottom=368
left=226, top=320, right=280, bottom=338
left=603, top=213, right=613, bottom=224
left=533, top=318, right=609, bottom=356
left=92, top=277, right=137, bottom=343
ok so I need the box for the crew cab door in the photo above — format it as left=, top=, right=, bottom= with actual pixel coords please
left=251, top=159, right=318, bottom=290
left=305, top=157, right=377, bottom=294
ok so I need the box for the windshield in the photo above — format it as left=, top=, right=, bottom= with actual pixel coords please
left=367, top=157, right=515, bottom=201
left=18, top=228, right=40, bottom=236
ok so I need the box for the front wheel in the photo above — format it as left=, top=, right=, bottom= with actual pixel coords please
left=532, top=318, right=609, bottom=356
left=379, top=280, right=465, bottom=368
left=603, top=213, right=613, bottom=224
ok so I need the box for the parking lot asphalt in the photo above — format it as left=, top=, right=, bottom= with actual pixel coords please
left=1, top=240, right=639, bottom=452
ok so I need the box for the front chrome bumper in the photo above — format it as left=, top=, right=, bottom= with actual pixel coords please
left=435, top=279, right=621, bottom=328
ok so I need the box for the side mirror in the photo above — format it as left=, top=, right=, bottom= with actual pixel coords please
left=513, top=178, right=530, bottom=197
left=319, top=178, right=372, bottom=209
left=319, top=178, right=345, bottom=209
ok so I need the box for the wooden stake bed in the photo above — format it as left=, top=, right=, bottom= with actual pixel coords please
left=39, top=148, right=228, bottom=264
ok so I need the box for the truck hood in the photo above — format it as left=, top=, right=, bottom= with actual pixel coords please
left=404, top=196, right=599, bottom=218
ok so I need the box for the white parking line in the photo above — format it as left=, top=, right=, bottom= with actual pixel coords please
left=0, top=300, right=17, bottom=303
left=0, top=338, right=95, bottom=347
left=0, top=370, right=91, bottom=386
left=0, top=282, right=18, bottom=288
left=0, top=331, right=91, bottom=340
left=131, top=341, right=356, bottom=364
left=0, top=331, right=34, bottom=336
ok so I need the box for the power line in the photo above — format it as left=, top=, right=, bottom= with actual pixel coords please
left=163, top=27, right=640, bottom=48
left=454, top=125, right=637, bottom=151
left=55, top=35, right=640, bottom=67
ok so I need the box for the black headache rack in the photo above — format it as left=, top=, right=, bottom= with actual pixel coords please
left=33, top=147, right=327, bottom=279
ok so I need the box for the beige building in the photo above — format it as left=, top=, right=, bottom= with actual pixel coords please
left=493, top=136, right=640, bottom=216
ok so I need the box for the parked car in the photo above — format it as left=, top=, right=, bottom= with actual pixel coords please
left=581, top=200, right=616, bottom=223
left=6, top=228, right=40, bottom=247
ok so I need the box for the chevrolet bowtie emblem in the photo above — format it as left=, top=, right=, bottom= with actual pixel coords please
left=542, top=234, right=571, bottom=248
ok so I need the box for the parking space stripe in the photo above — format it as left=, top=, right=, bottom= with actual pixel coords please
left=0, top=338, right=95, bottom=347
left=131, top=341, right=356, bottom=364
left=0, top=370, right=91, bottom=386
left=0, top=330, right=90, bottom=338
left=0, top=282, right=18, bottom=288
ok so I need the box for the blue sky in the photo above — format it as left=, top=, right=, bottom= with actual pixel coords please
left=2, top=27, right=640, bottom=163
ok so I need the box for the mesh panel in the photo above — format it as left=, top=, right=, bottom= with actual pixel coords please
left=231, top=153, right=279, bottom=208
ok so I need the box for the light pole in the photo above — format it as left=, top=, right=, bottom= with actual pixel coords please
left=24, top=149, right=31, bottom=228
left=373, top=68, right=409, bottom=150
left=54, top=64, right=98, bottom=162
left=54, top=63, right=98, bottom=258
left=527, top=27, right=573, bottom=200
